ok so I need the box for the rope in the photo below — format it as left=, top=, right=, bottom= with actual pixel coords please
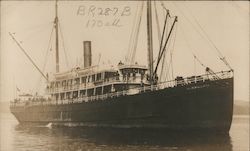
left=170, top=23, right=178, bottom=80
left=163, top=23, right=177, bottom=82
left=170, top=52, right=174, bottom=80
left=159, top=29, right=172, bottom=81
left=130, top=1, right=144, bottom=64
left=9, top=33, right=48, bottom=81
left=155, top=16, right=177, bottom=76
left=159, top=18, right=177, bottom=81
left=183, top=3, right=224, bottom=58
left=58, top=21, right=69, bottom=68
left=154, top=1, right=161, bottom=44
left=33, top=26, right=55, bottom=94
left=160, top=1, right=167, bottom=11
left=156, top=9, right=169, bottom=66
left=173, top=2, right=232, bottom=70
left=126, top=2, right=140, bottom=63
left=21, top=22, right=53, bottom=39
left=159, top=10, right=170, bottom=81
left=179, top=23, right=207, bottom=69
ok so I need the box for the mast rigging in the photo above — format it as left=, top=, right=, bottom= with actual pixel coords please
left=154, top=16, right=178, bottom=77
left=9, top=32, right=49, bottom=82
left=147, top=0, right=154, bottom=85
left=55, top=0, right=60, bottom=73
left=172, top=2, right=233, bottom=71
left=156, top=9, right=169, bottom=78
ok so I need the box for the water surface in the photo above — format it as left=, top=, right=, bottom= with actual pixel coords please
left=0, top=113, right=249, bottom=151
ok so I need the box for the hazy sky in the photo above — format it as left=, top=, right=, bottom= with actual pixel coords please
left=0, top=1, right=249, bottom=102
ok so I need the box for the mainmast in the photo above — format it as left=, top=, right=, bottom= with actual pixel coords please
left=54, top=0, right=59, bottom=73
left=147, top=0, right=154, bottom=85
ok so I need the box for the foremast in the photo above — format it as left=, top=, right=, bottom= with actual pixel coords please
left=147, top=0, right=154, bottom=86
left=54, top=0, right=60, bottom=73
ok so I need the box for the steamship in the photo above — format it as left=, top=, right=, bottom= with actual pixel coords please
left=10, top=1, right=234, bottom=133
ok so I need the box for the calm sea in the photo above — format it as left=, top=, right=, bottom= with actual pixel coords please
left=0, top=113, right=249, bottom=151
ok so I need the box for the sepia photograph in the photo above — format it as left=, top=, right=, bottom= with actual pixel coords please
left=0, top=0, right=249, bottom=151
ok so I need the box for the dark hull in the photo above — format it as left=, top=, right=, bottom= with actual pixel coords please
left=10, top=78, right=234, bottom=132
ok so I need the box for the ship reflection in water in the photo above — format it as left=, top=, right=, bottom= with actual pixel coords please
left=13, top=124, right=233, bottom=151
left=1, top=114, right=249, bottom=151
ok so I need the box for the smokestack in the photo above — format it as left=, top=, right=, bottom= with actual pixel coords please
left=83, top=41, right=92, bottom=68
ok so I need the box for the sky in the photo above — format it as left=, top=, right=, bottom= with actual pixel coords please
left=0, top=1, right=249, bottom=102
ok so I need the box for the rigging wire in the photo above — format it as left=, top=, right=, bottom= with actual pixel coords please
left=169, top=23, right=178, bottom=81
left=172, top=3, right=209, bottom=70
left=160, top=1, right=167, bottom=11
left=21, top=22, right=53, bottom=41
left=151, top=1, right=163, bottom=65
left=178, top=22, right=207, bottom=70
left=159, top=10, right=170, bottom=81
left=153, top=2, right=178, bottom=82
left=170, top=51, right=174, bottom=80
left=163, top=23, right=178, bottom=82
left=9, top=32, right=49, bottom=81
left=229, top=1, right=248, bottom=18
left=172, top=2, right=232, bottom=70
left=58, top=21, right=69, bottom=68
left=156, top=6, right=178, bottom=82
left=153, top=1, right=161, bottom=44
left=156, top=9, right=169, bottom=66
left=159, top=29, right=172, bottom=81
left=33, top=26, right=55, bottom=94
left=154, top=15, right=177, bottom=77
left=182, top=4, right=223, bottom=56
left=159, top=18, right=175, bottom=82
left=130, top=1, right=144, bottom=64
left=125, top=2, right=140, bottom=63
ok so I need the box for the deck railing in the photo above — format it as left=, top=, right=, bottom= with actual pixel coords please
left=47, top=75, right=148, bottom=94
left=10, top=70, right=233, bottom=107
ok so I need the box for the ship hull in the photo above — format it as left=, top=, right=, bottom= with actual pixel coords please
left=10, top=78, right=233, bottom=133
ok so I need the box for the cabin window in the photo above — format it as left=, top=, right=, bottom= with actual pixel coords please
left=73, top=91, right=78, bottom=98
left=74, top=78, right=80, bottom=85
left=56, top=81, right=61, bottom=88
left=127, top=73, right=130, bottom=80
left=62, top=80, right=66, bottom=87
left=87, top=76, right=90, bottom=82
left=55, top=94, right=59, bottom=100
left=141, top=73, right=144, bottom=80
left=81, top=77, right=86, bottom=84
left=87, top=89, right=94, bottom=96
left=101, top=72, right=104, bottom=80
left=66, top=92, right=71, bottom=99
left=67, top=79, right=73, bottom=86
left=95, top=87, right=102, bottom=95
left=114, top=85, right=124, bottom=92
left=96, top=73, right=101, bottom=81
left=133, top=68, right=138, bottom=73
left=133, top=72, right=136, bottom=80
left=139, top=69, right=145, bottom=74
left=103, top=85, right=111, bottom=94
left=123, top=74, right=126, bottom=81
left=80, top=90, right=86, bottom=97
left=50, top=82, right=54, bottom=89
left=116, top=72, right=119, bottom=80
left=60, top=93, right=65, bottom=100
left=104, top=72, right=107, bottom=81
left=91, top=75, right=95, bottom=82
